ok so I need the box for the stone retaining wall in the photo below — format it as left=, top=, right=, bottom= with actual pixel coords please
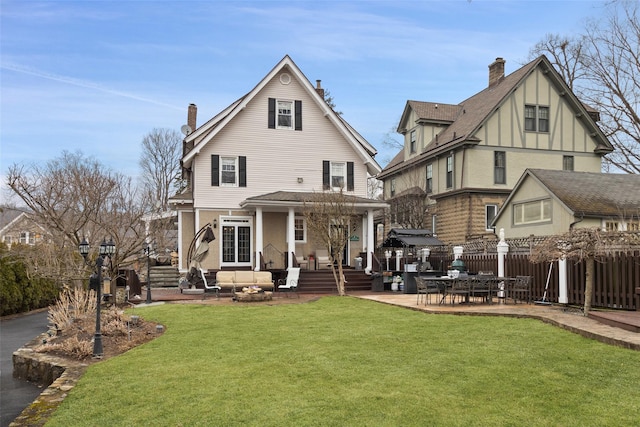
left=10, top=333, right=87, bottom=427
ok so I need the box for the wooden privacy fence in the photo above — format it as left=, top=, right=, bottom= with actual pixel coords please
left=424, top=252, right=639, bottom=310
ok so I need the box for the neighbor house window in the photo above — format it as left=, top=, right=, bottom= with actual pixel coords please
left=446, top=154, right=454, bottom=188
left=294, top=217, right=306, bottom=242
left=211, top=155, right=247, bottom=187
left=563, top=155, right=574, bottom=171
left=390, top=177, right=396, bottom=197
left=538, top=106, right=549, bottom=132
left=604, top=220, right=620, bottom=232
left=626, top=220, right=640, bottom=231
left=525, top=105, right=549, bottom=132
left=425, top=163, right=433, bottom=193
left=431, top=215, right=437, bottom=235
left=19, top=231, right=34, bottom=245
left=410, top=130, right=416, bottom=154
left=485, top=205, right=498, bottom=231
left=494, top=151, right=506, bottom=184
left=513, top=199, right=551, bottom=225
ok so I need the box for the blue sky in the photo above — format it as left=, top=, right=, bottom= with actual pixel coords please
left=1, top=0, right=606, bottom=185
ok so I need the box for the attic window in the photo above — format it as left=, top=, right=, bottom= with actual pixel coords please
left=525, top=105, right=550, bottom=132
left=513, top=199, right=551, bottom=225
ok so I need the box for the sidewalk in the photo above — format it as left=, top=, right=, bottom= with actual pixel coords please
left=355, top=292, right=640, bottom=351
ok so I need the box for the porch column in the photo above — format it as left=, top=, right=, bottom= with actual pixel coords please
left=287, top=207, right=295, bottom=269
left=558, top=258, right=568, bottom=304
left=255, top=207, right=263, bottom=271
left=366, top=210, right=374, bottom=274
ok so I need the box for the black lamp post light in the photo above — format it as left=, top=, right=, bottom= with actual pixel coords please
left=79, top=237, right=116, bottom=358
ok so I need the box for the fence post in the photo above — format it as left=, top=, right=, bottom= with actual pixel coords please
left=558, top=258, right=568, bottom=304
left=497, top=228, right=509, bottom=277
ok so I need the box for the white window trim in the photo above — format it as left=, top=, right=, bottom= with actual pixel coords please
left=219, top=216, right=253, bottom=267
left=331, top=161, right=347, bottom=190
left=294, top=216, right=307, bottom=243
left=220, top=156, right=238, bottom=187
left=485, top=204, right=498, bottom=231
left=513, top=199, right=551, bottom=226
left=277, top=99, right=294, bottom=130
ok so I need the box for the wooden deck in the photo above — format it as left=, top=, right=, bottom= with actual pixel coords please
left=588, top=310, right=640, bottom=333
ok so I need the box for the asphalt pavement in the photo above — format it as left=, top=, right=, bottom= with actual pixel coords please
left=1, top=309, right=49, bottom=427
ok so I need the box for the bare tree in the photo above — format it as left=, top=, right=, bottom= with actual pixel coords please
left=388, top=168, right=430, bottom=229
left=139, top=128, right=182, bottom=212
left=580, top=1, right=640, bottom=173
left=528, top=1, right=640, bottom=173
left=303, top=190, right=358, bottom=296
left=528, top=33, right=587, bottom=90
left=6, top=151, right=149, bottom=280
left=530, top=227, right=640, bottom=315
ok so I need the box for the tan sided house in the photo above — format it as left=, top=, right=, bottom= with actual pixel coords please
left=170, top=55, right=387, bottom=275
left=377, top=56, right=614, bottom=245
left=493, top=169, right=640, bottom=238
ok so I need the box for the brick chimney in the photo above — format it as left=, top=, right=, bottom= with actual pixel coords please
left=488, top=57, right=506, bottom=88
left=187, top=103, right=197, bottom=133
left=315, top=80, right=325, bottom=99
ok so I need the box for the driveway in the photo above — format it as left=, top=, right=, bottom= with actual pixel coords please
left=1, top=310, right=49, bottom=427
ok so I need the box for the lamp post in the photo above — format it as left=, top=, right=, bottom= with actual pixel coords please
left=144, top=243, right=152, bottom=304
left=79, top=237, right=116, bottom=358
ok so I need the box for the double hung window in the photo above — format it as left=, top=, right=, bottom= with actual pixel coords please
left=211, top=155, right=247, bottom=187
left=446, top=154, right=454, bottom=189
left=410, top=130, right=416, bottom=154
left=494, top=151, right=506, bottom=184
left=525, top=105, right=550, bottom=132
left=425, top=164, right=433, bottom=193
left=563, top=155, right=574, bottom=171
left=277, top=101, right=292, bottom=129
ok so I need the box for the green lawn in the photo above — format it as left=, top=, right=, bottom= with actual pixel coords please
left=47, top=297, right=640, bottom=426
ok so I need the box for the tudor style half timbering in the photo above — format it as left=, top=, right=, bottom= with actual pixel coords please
left=378, top=56, right=614, bottom=244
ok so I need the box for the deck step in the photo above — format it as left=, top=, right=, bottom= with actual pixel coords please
left=149, top=266, right=180, bottom=288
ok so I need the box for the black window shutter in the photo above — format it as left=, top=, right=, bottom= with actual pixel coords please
left=239, top=156, right=247, bottom=187
left=211, top=155, right=219, bottom=186
left=347, top=162, right=354, bottom=191
left=295, top=100, right=302, bottom=131
left=322, top=160, right=330, bottom=190
left=268, top=98, right=276, bottom=129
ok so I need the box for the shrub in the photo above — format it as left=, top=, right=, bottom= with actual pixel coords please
left=0, top=246, right=61, bottom=316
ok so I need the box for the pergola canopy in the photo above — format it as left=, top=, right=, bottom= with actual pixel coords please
left=381, top=228, right=445, bottom=248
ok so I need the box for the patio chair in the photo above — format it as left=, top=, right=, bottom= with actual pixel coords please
left=447, top=277, right=471, bottom=306
left=201, top=268, right=221, bottom=299
left=294, top=253, right=309, bottom=270
left=416, top=276, right=441, bottom=305
left=315, top=249, right=332, bottom=270
left=277, top=267, right=300, bottom=298
left=471, top=275, right=494, bottom=304
left=509, top=275, right=532, bottom=304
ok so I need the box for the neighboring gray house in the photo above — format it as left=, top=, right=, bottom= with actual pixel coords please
left=492, top=169, right=640, bottom=238
left=0, top=207, right=48, bottom=248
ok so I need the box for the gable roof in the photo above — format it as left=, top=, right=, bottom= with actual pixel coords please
left=379, top=55, right=614, bottom=178
left=182, top=55, right=381, bottom=176
left=496, top=169, right=640, bottom=222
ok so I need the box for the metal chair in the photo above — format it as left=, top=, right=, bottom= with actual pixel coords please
left=509, top=275, right=532, bottom=304
left=448, top=277, right=471, bottom=305
left=416, top=276, right=441, bottom=305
